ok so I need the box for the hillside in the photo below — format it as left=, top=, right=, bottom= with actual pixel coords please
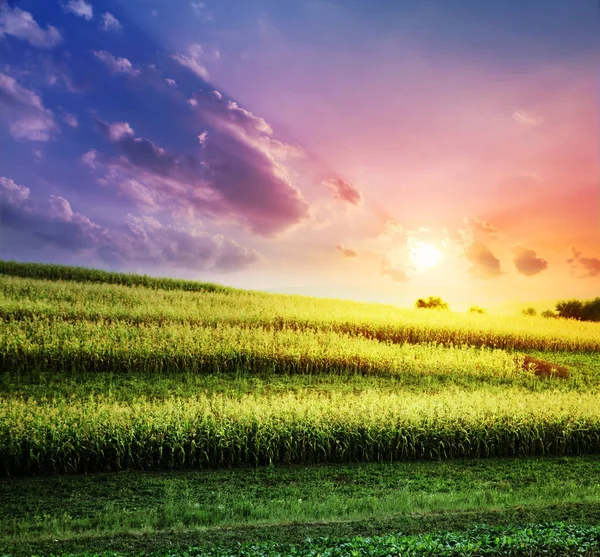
left=1, top=261, right=600, bottom=556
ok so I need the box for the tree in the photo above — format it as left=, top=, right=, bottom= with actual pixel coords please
left=468, top=305, right=486, bottom=314
left=415, top=296, right=449, bottom=310
left=581, top=297, right=600, bottom=322
left=541, top=310, right=557, bottom=319
left=555, top=299, right=584, bottom=320
left=522, top=307, right=537, bottom=317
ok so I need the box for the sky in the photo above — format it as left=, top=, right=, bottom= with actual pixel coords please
left=0, top=0, right=598, bottom=309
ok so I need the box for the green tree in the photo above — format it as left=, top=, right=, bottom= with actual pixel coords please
left=556, top=299, right=584, bottom=320
left=415, top=296, right=449, bottom=310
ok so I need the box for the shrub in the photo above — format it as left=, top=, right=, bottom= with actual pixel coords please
left=522, top=307, right=537, bottom=317
left=556, top=299, right=584, bottom=320
left=415, top=296, right=449, bottom=310
left=541, top=310, right=557, bottom=319
left=468, top=305, right=486, bottom=314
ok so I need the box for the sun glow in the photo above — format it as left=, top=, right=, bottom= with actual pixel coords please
left=411, top=242, right=442, bottom=271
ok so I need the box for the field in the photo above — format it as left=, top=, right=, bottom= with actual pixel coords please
left=1, top=261, right=600, bottom=556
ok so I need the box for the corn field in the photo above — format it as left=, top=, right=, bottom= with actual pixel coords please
left=1, top=262, right=600, bottom=475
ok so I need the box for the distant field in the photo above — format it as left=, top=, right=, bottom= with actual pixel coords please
left=1, top=262, right=600, bottom=475
left=1, top=261, right=600, bottom=555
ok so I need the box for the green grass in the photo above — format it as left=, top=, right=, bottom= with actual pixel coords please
left=2, top=457, right=600, bottom=555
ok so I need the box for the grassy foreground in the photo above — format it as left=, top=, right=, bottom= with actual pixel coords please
left=2, top=457, right=600, bottom=555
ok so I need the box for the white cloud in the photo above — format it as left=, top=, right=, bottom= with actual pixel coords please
left=198, top=131, right=208, bottom=146
left=63, top=113, right=79, bottom=128
left=172, top=44, right=210, bottom=81
left=165, top=78, right=177, bottom=87
left=512, top=110, right=544, bottom=127
left=107, top=121, right=134, bottom=141
left=101, top=12, right=122, bottom=32
left=63, top=0, right=93, bottom=20
left=94, top=51, right=140, bottom=76
left=0, top=4, right=62, bottom=48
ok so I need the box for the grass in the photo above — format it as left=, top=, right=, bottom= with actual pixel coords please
left=2, top=457, right=600, bottom=554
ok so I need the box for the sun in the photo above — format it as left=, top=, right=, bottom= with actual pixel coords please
left=410, top=242, right=443, bottom=271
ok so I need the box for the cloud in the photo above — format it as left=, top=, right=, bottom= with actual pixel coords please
left=87, top=96, right=309, bottom=236
left=116, top=215, right=259, bottom=272
left=101, top=12, right=122, bottom=32
left=105, top=121, right=134, bottom=141
left=568, top=246, right=600, bottom=278
left=62, top=0, right=93, bottom=20
left=165, top=78, right=177, bottom=87
left=0, top=4, right=62, bottom=48
left=94, top=51, right=140, bottom=76
left=465, top=242, right=502, bottom=279
left=1, top=176, right=108, bottom=250
left=336, top=243, right=358, bottom=257
left=63, top=113, right=78, bottom=128
left=171, top=44, right=210, bottom=81
left=469, top=218, right=497, bottom=237
left=117, top=179, right=158, bottom=211
left=190, top=1, right=213, bottom=21
left=512, top=110, right=544, bottom=127
left=0, top=71, right=57, bottom=141
left=511, top=245, right=548, bottom=277
left=1, top=175, right=258, bottom=272
left=321, top=178, right=363, bottom=205
left=198, top=131, right=208, bottom=146
left=381, top=257, right=409, bottom=282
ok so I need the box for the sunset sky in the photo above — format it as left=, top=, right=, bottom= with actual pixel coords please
left=1, top=0, right=598, bottom=309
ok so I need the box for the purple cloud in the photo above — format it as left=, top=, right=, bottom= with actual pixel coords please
left=1, top=176, right=108, bottom=250
left=1, top=175, right=258, bottom=273
left=336, top=243, right=358, bottom=257
left=321, top=178, right=363, bottom=206
left=94, top=51, right=140, bottom=76
left=62, top=0, right=93, bottom=21
left=568, top=246, right=600, bottom=278
left=0, top=4, right=62, bottom=48
left=512, top=245, right=548, bottom=276
left=115, top=215, right=259, bottom=272
left=0, top=71, right=57, bottom=141
left=87, top=93, right=309, bottom=236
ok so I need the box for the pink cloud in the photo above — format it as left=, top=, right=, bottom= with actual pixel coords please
left=336, top=243, right=358, bottom=257
left=511, top=245, right=548, bottom=277
left=321, top=178, right=363, bottom=206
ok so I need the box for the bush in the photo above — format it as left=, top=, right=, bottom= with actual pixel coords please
left=541, top=310, right=557, bottom=319
left=555, top=299, right=584, bottom=320
left=522, top=307, right=537, bottom=317
left=468, top=305, right=486, bottom=314
left=415, top=296, right=449, bottom=310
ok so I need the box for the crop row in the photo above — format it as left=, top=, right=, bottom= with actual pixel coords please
left=2, top=388, right=600, bottom=474
left=0, top=318, right=548, bottom=384
left=2, top=276, right=600, bottom=352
